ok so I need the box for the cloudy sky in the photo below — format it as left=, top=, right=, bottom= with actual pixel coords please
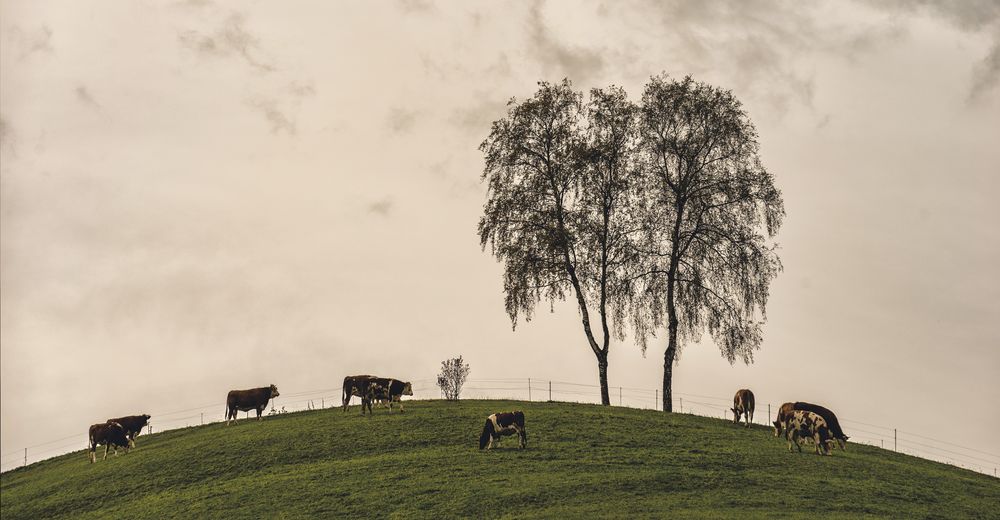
left=2, top=0, right=998, bottom=472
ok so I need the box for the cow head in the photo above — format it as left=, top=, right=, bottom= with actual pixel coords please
left=401, top=381, right=413, bottom=396
left=772, top=420, right=783, bottom=436
left=479, top=420, right=493, bottom=450
left=730, top=407, right=740, bottom=423
left=269, top=384, right=280, bottom=398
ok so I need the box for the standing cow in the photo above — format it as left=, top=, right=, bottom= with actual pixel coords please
left=479, top=411, right=527, bottom=450
left=731, top=389, right=755, bottom=428
left=782, top=410, right=834, bottom=455
left=107, top=414, right=151, bottom=448
left=88, top=421, right=131, bottom=463
left=773, top=402, right=849, bottom=450
left=226, top=384, right=280, bottom=425
left=342, top=375, right=413, bottom=414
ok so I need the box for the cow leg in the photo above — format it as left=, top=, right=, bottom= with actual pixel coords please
left=257, top=407, right=263, bottom=421
left=518, top=429, right=526, bottom=449
left=103, top=444, right=109, bottom=460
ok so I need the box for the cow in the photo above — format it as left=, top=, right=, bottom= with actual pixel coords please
left=773, top=401, right=849, bottom=450
left=479, top=411, right=527, bottom=450
left=88, top=421, right=130, bottom=463
left=782, top=410, right=834, bottom=455
left=342, top=375, right=413, bottom=413
left=107, top=414, right=151, bottom=448
left=731, top=389, right=755, bottom=428
left=226, top=384, right=279, bottom=425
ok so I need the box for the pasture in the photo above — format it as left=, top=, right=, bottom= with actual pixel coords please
left=2, top=400, right=997, bottom=519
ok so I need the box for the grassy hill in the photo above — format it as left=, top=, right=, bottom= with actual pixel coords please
left=2, top=400, right=997, bottom=519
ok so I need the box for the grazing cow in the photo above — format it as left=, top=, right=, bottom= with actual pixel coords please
left=773, top=402, right=849, bottom=450
left=342, top=375, right=414, bottom=413
left=107, top=414, right=151, bottom=448
left=479, top=411, right=527, bottom=450
left=226, top=384, right=280, bottom=425
left=783, top=410, right=834, bottom=455
left=88, top=421, right=130, bottom=463
left=731, top=389, right=755, bottom=428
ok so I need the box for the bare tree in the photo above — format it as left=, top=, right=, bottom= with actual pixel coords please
left=632, top=75, right=785, bottom=412
left=478, top=80, right=640, bottom=405
left=437, top=356, right=471, bottom=401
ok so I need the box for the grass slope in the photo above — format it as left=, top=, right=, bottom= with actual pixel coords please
left=2, top=400, right=997, bottom=519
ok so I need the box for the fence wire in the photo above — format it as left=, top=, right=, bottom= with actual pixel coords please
left=2, top=377, right=998, bottom=478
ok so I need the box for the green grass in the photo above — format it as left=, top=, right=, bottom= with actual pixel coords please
left=2, top=400, right=997, bottom=519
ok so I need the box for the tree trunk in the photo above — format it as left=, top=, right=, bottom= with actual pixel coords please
left=662, top=332, right=677, bottom=412
left=663, top=270, right=679, bottom=412
left=597, top=353, right=610, bottom=406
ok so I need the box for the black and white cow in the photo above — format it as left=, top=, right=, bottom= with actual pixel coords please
left=88, top=421, right=131, bottom=463
left=783, top=410, right=834, bottom=456
left=478, top=411, right=526, bottom=450
left=773, top=402, right=849, bottom=450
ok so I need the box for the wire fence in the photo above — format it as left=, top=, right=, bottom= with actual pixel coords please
left=2, top=377, right=998, bottom=478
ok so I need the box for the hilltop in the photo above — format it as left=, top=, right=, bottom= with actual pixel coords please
left=2, top=400, right=997, bottom=519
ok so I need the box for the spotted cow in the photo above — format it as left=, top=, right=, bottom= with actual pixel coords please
left=88, top=421, right=130, bottom=463
left=731, top=389, right=755, bottom=428
left=107, top=414, right=151, bottom=448
left=342, top=375, right=413, bottom=414
left=783, top=410, right=834, bottom=456
left=226, top=384, right=280, bottom=425
left=479, top=411, right=527, bottom=450
left=773, top=402, right=849, bottom=450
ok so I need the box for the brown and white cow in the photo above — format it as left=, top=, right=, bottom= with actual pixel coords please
left=783, top=410, right=834, bottom=456
left=88, top=421, right=131, bottom=463
left=107, top=414, right=151, bottom=448
left=731, top=389, right=755, bottom=428
left=773, top=402, right=849, bottom=450
left=342, top=375, right=413, bottom=414
left=226, top=384, right=279, bottom=425
left=479, top=411, right=527, bottom=450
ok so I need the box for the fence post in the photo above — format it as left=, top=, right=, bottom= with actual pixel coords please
left=619, top=387, right=622, bottom=406
left=24, top=448, right=27, bottom=468
left=655, top=389, right=658, bottom=410
left=894, top=429, right=897, bottom=452
left=549, top=381, right=552, bottom=401
left=724, top=409, right=727, bottom=420
left=201, top=413, right=204, bottom=426
left=679, top=397, right=682, bottom=413
left=528, top=378, right=531, bottom=402
left=322, top=398, right=325, bottom=409
left=768, top=403, right=771, bottom=423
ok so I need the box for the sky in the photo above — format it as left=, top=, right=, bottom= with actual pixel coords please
left=1, top=0, right=998, bottom=474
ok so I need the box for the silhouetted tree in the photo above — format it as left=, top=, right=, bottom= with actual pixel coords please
left=437, top=356, right=471, bottom=401
left=632, top=75, right=785, bottom=411
left=478, top=80, right=641, bottom=405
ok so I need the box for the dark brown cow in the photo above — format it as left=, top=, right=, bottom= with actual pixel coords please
left=342, top=375, right=413, bottom=414
left=731, top=389, right=755, bottom=428
left=88, top=421, right=130, bottom=463
left=773, top=401, right=849, bottom=450
left=479, top=411, right=526, bottom=450
left=107, top=414, right=151, bottom=448
left=226, top=384, right=279, bottom=425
